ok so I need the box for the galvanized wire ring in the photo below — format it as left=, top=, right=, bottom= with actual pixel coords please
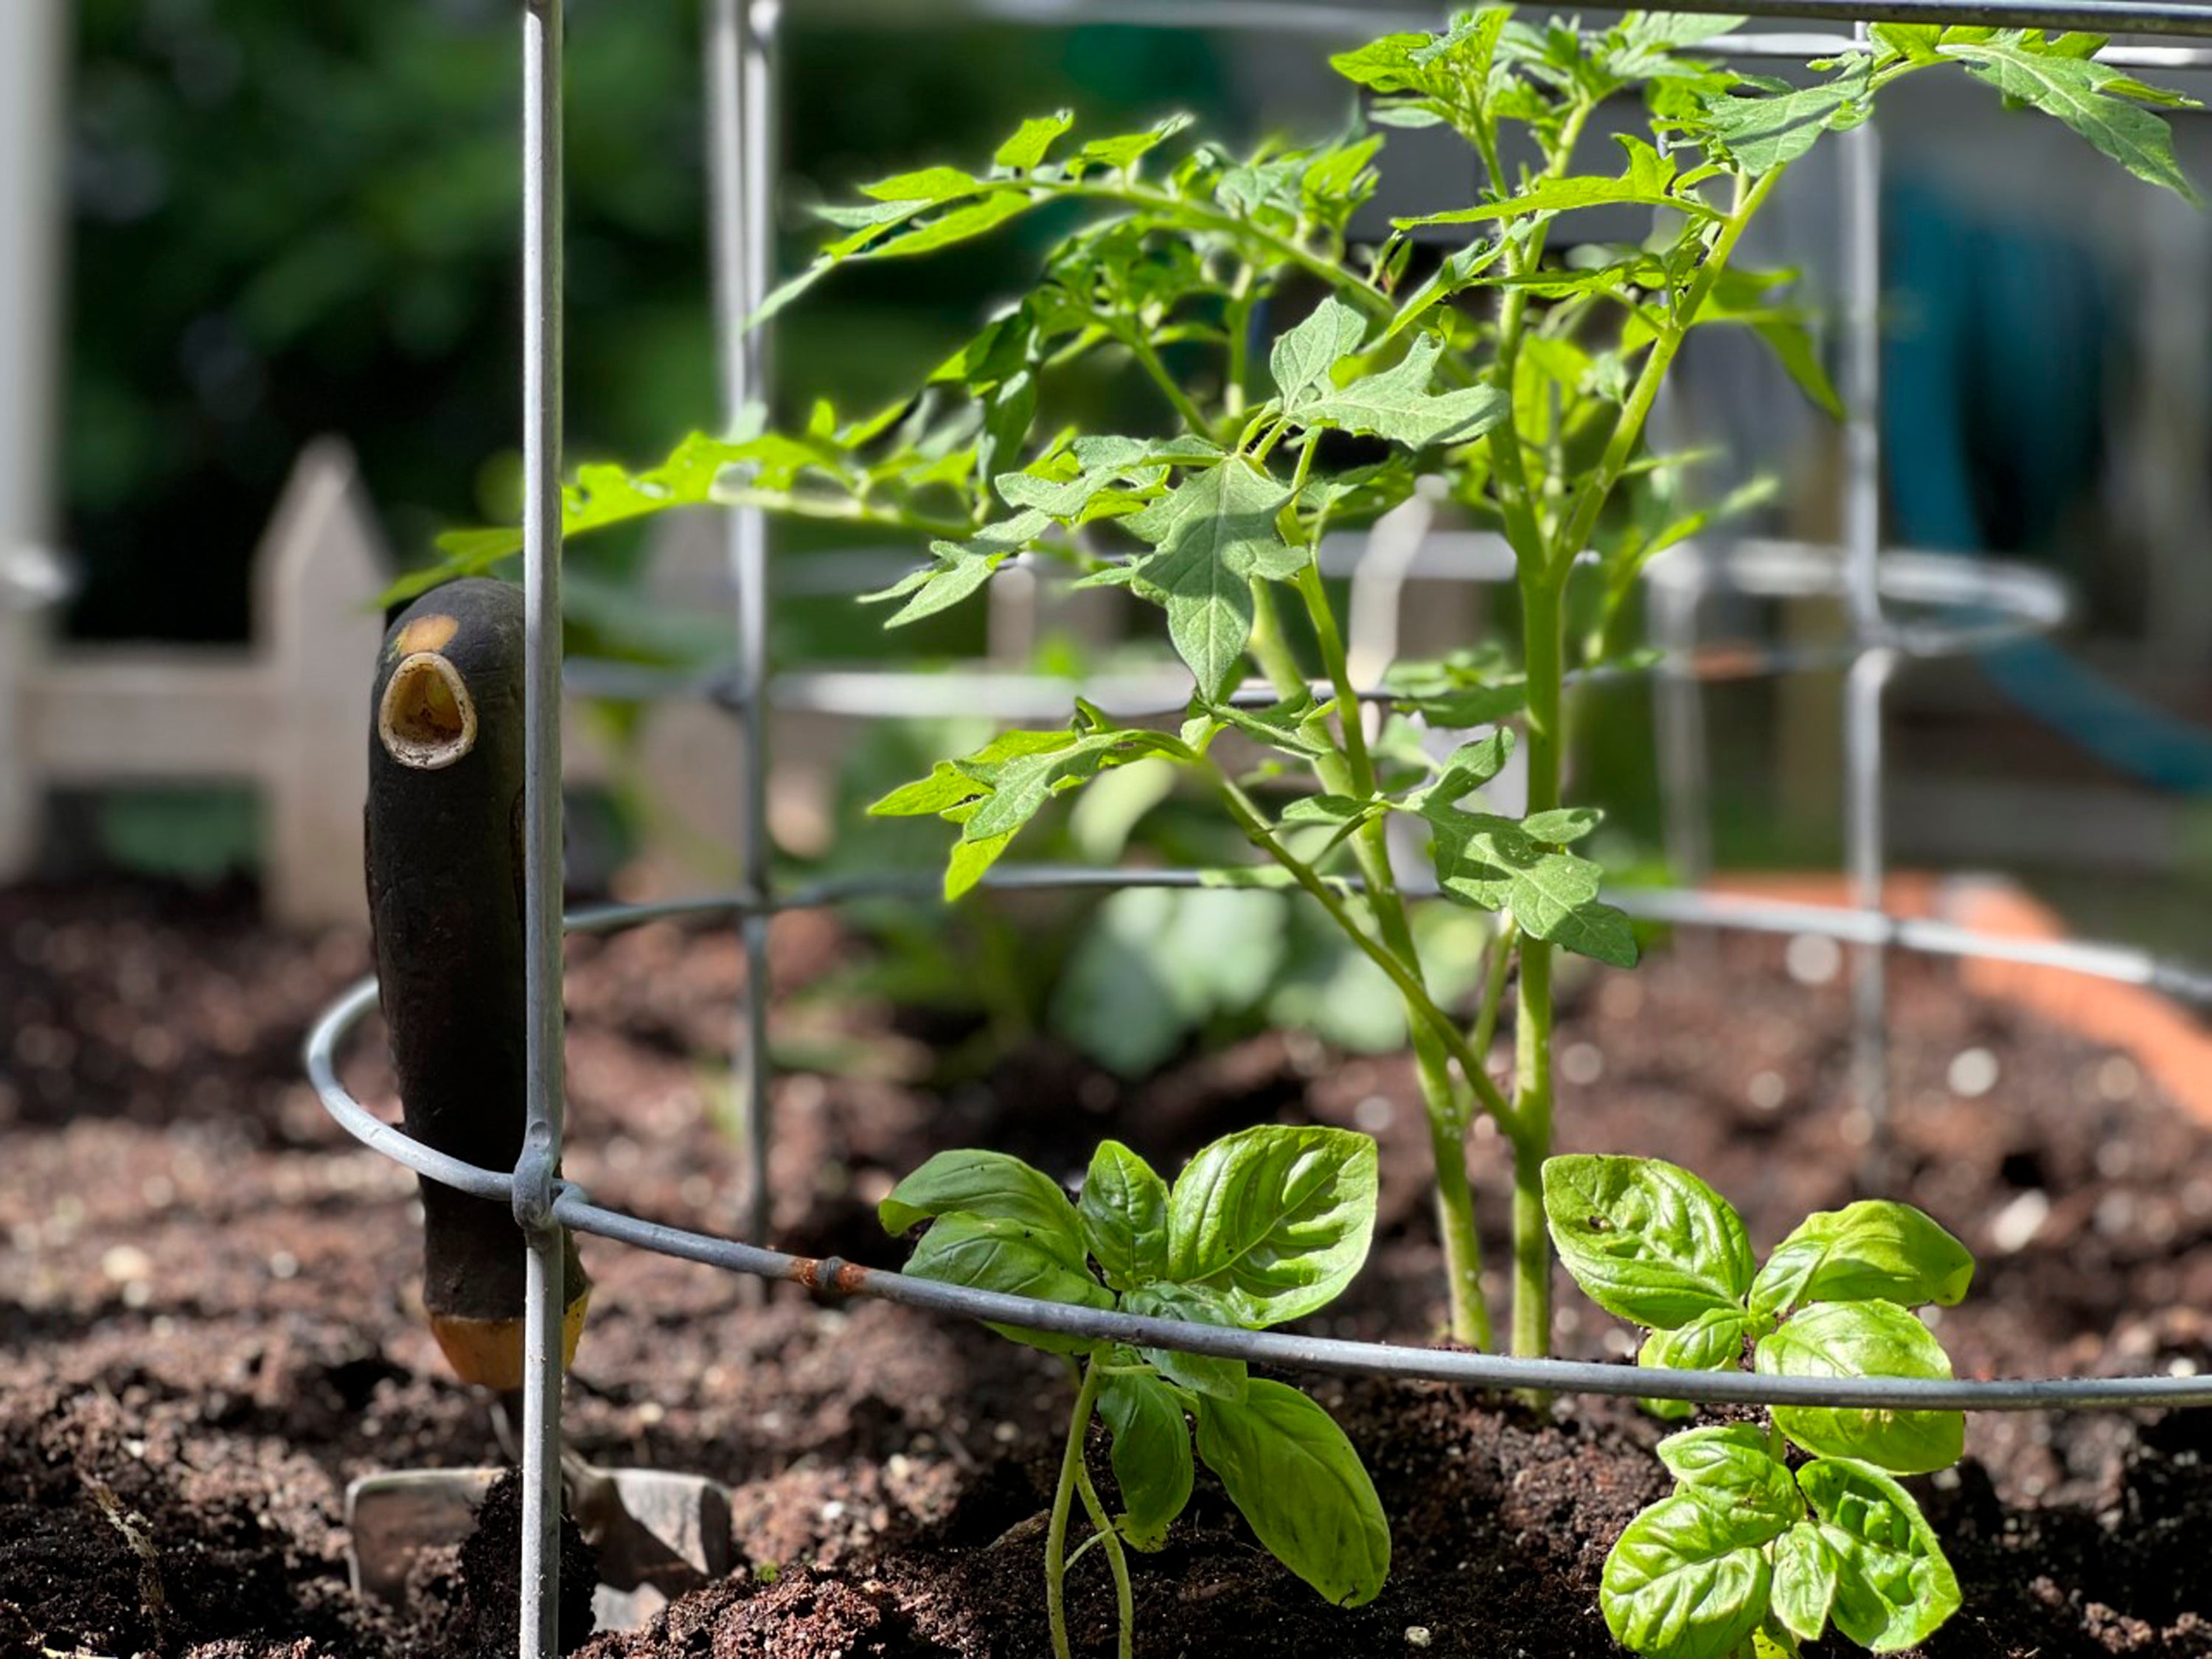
left=562, top=538, right=2071, bottom=722
left=306, top=879, right=2212, bottom=1412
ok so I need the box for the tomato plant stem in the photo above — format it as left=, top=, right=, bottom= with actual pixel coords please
left=1511, top=570, right=1564, bottom=1369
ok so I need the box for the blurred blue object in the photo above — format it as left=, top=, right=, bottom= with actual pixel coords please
left=1885, top=175, right=2212, bottom=793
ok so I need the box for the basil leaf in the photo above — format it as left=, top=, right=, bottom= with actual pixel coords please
left=1798, top=1456, right=1963, bottom=1650
left=1098, top=1368, right=1194, bottom=1551
left=1638, top=1306, right=1757, bottom=1418
left=1165, top=1124, right=1379, bottom=1326
left=1079, top=1139, right=1169, bottom=1290
left=880, top=1149, right=1087, bottom=1266
left=1193, top=1378, right=1389, bottom=1607
left=1124, top=1283, right=1249, bottom=1400
left=1600, top=1492, right=1774, bottom=1659
left=1770, top=1520, right=1840, bottom=1645
left=900, top=1213, right=1113, bottom=1355
left=1758, top=1301, right=1965, bottom=1474
left=1542, top=1155, right=1756, bottom=1329
left=1748, top=1200, right=1975, bottom=1321
left=1655, top=1425, right=1801, bottom=1537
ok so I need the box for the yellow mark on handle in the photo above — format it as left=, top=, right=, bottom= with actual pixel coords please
left=394, top=613, right=461, bottom=656
left=429, top=1289, right=591, bottom=1392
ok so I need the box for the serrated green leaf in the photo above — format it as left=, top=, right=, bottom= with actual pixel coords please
left=880, top=1149, right=1088, bottom=1263
left=869, top=762, right=984, bottom=818
left=1944, top=35, right=2200, bottom=202
left=1194, top=1379, right=1389, bottom=1607
left=1522, top=806, right=1602, bottom=844
left=1655, top=1425, right=1801, bottom=1536
left=995, top=111, right=1074, bottom=172
left=1797, top=1457, right=1962, bottom=1650
left=1081, top=1140, right=1170, bottom=1290
left=1098, top=1368, right=1194, bottom=1551
left=1078, top=113, right=1196, bottom=172
left=859, top=164, right=979, bottom=204
left=1291, top=336, right=1511, bottom=448
left=900, top=1212, right=1113, bottom=1355
left=1542, top=1155, right=1756, bottom=1329
left=1749, top=1201, right=1975, bottom=1322
left=1210, top=690, right=1336, bottom=758
left=1702, top=56, right=1872, bottom=174
left=1279, top=794, right=1375, bottom=827
left=1166, top=1124, right=1377, bottom=1326
left=945, top=828, right=1015, bottom=900
left=1124, top=1281, right=1249, bottom=1399
left=1391, top=681, right=1529, bottom=728
left=1871, top=22, right=1945, bottom=62
left=1771, top=1521, right=1840, bottom=1646
left=1427, top=809, right=1638, bottom=966
left=1394, top=139, right=1724, bottom=229
left=1759, top=1302, right=1965, bottom=1474
left=1269, top=296, right=1369, bottom=404
left=1600, top=1492, right=1774, bottom=1659
left=1124, top=462, right=1301, bottom=696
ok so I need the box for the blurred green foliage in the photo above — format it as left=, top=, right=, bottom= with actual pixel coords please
left=62, top=1, right=1225, bottom=644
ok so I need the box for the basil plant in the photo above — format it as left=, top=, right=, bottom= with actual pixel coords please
left=1545, top=1155, right=1980, bottom=1657
left=881, top=1125, right=1388, bottom=1659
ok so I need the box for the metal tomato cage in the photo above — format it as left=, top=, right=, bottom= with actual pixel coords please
left=305, top=1, right=2212, bottom=1652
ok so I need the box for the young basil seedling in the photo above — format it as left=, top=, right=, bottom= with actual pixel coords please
left=425, top=11, right=2194, bottom=1361
left=1543, top=1153, right=1978, bottom=1657
left=882, top=1125, right=1388, bottom=1659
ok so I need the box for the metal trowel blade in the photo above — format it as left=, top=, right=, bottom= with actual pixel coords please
left=345, top=1465, right=735, bottom=1632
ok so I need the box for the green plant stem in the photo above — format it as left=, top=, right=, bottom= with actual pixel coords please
left=1485, top=99, right=1595, bottom=572
left=1123, top=329, right=1213, bottom=435
left=1287, top=563, right=1495, bottom=1346
left=1071, top=1433, right=1136, bottom=1659
left=1470, top=917, right=1516, bottom=1064
left=1548, top=165, right=1785, bottom=583
left=1208, top=761, right=1509, bottom=1129
left=1509, top=568, right=1564, bottom=1370
left=1046, top=1355, right=1112, bottom=1659
left=718, top=487, right=974, bottom=542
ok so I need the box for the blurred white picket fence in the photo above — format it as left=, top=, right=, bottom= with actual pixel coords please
left=0, top=442, right=784, bottom=928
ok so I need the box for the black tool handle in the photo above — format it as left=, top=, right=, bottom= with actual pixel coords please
left=366, top=578, right=588, bottom=1391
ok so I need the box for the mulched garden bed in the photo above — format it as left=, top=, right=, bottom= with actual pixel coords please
left=3, top=877, right=2211, bottom=1657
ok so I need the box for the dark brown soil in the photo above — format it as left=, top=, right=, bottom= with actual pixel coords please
left=4, top=877, right=2211, bottom=1658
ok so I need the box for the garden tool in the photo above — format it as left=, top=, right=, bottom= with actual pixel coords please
left=345, top=578, right=734, bottom=1631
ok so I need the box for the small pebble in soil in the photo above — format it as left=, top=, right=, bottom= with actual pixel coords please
left=1355, top=1093, right=1394, bottom=1133
left=100, top=1244, right=153, bottom=1284
left=1784, top=932, right=1841, bottom=985
left=1989, top=1189, right=2051, bottom=1254
left=1746, top=1071, right=1786, bottom=1113
left=1405, top=1627, right=1434, bottom=1648
left=1947, top=1046, right=2000, bottom=1099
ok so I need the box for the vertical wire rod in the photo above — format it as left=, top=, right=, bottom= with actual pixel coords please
left=518, top=2, right=568, bottom=1655
left=1839, top=52, right=1893, bottom=1177
left=707, top=0, right=779, bottom=1255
